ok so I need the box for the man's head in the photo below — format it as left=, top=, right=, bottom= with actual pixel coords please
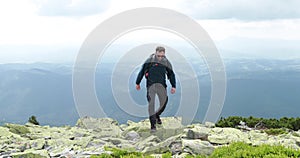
left=155, top=46, right=165, bottom=61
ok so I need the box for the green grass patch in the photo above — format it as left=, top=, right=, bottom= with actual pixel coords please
left=264, top=128, right=288, bottom=135
left=91, top=142, right=300, bottom=158
left=210, top=142, right=300, bottom=158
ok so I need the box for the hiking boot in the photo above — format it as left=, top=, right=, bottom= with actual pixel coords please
left=150, top=125, right=156, bottom=132
left=156, top=115, right=162, bottom=125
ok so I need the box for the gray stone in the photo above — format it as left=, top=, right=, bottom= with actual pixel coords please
left=102, top=137, right=127, bottom=145
left=249, top=130, right=269, bottom=145
left=49, top=147, right=73, bottom=157
left=186, top=126, right=210, bottom=140
left=76, top=117, right=122, bottom=137
left=125, top=130, right=140, bottom=141
left=30, top=138, right=46, bottom=150
left=205, top=122, right=216, bottom=128
left=3, top=117, right=300, bottom=157
left=86, top=139, right=107, bottom=148
left=136, top=135, right=161, bottom=151
left=169, top=141, right=182, bottom=155
left=10, top=149, right=50, bottom=158
left=124, top=117, right=184, bottom=141
left=182, top=139, right=214, bottom=156
left=141, top=134, right=182, bottom=154
left=208, top=127, right=250, bottom=145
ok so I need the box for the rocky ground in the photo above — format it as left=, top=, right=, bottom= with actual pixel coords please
left=0, top=117, right=300, bottom=157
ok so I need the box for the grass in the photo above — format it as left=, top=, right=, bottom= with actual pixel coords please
left=210, top=142, right=300, bottom=158
left=91, top=142, right=300, bottom=158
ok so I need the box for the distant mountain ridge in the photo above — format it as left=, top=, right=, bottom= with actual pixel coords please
left=0, top=58, right=299, bottom=126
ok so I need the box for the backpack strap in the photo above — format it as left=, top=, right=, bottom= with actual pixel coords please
left=145, top=54, right=155, bottom=78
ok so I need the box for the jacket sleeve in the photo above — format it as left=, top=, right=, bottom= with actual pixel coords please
left=136, top=58, right=151, bottom=85
left=166, top=60, right=176, bottom=88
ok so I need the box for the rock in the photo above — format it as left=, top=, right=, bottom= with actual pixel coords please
left=249, top=130, right=268, bottom=145
left=73, top=136, right=93, bottom=147
left=2, top=117, right=300, bottom=157
left=10, top=149, right=50, bottom=158
left=208, top=127, right=250, bottom=145
left=124, top=117, right=184, bottom=141
left=0, top=126, right=15, bottom=137
left=69, top=126, right=91, bottom=137
left=86, top=139, right=107, bottom=148
left=205, top=122, right=216, bottom=128
left=160, top=117, right=184, bottom=129
left=76, top=117, right=122, bottom=137
left=186, top=125, right=210, bottom=140
left=124, top=119, right=151, bottom=136
left=125, top=131, right=140, bottom=142
left=101, top=137, right=128, bottom=146
left=136, top=135, right=161, bottom=151
left=175, top=152, right=191, bottom=158
left=182, top=139, right=214, bottom=156
left=280, top=138, right=299, bottom=150
left=4, top=124, right=30, bottom=135
left=117, top=143, right=136, bottom=150
left=169, top=141, right=182, bottom=155
left=120, top=124, right=128, bottom=130
left=25, top=122, right=39, bottom=127
left=141, top=134, right=182, bottom=154
left=29, top=139, right=45, bottom=150
left=49, top=147, right=73, bottom=157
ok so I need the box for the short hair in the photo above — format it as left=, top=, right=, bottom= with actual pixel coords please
left=156, top=46, right=165, bottom=53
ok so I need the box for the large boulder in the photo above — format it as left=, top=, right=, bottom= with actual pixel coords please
left=76, top=117, right=122, bottom=137
left=125, top=130, right=140, bottom=142
left=248, top=130, right=269, bottom=145
left=185, top=124, right=211, bottom=140
left=182, top=139, right=214, bottom=156
left=208, top=127, right=251, bottom=144
left=123, top=117, right=184, bottom=140
left=141, top=134, right=182, bottom=154
left=135, top=135, right=161, bottom=151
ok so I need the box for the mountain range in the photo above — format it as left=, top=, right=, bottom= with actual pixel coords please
left=0, top=58, right=299, bottom=126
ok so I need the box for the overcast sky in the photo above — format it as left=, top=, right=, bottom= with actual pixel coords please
left=0, top=0, right=300, bottom=63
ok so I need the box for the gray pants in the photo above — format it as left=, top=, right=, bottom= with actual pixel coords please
left=147, top=83, right=168, bottom=126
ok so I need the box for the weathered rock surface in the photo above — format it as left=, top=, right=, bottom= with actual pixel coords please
left=0, top=116, right=299, bottom=157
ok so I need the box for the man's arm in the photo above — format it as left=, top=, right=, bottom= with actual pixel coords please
left=136, top=62, right=147, bottom=86
left=136, top=56, right=152, bottom=86
left=166, top=60, right=176, bottom=89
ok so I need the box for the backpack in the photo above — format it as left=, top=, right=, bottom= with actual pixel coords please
left=144, top=54, right=168, bottom=79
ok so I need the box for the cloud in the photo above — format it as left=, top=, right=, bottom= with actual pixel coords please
left=216, top=37, right=300, bottom=59
left=180, top=0, right=300, bottom=20
left=34, top=0, right=110, bottom=16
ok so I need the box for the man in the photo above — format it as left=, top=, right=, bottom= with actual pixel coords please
left=136, top=46, right=176, bottom=132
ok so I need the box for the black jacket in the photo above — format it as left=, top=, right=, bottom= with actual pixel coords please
left=136, top=54, right=176, bottom=88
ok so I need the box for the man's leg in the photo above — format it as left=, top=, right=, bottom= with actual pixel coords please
left=147, top=85, right=157, bottom=130
left=155, top=84, right=168, bottom=124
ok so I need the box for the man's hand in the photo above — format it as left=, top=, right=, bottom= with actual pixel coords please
left=136, top=84, right=141, bottom=90
left=171, top=87, right=176, bottom=94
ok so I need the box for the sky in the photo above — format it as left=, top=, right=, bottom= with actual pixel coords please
left=0, top=0, right=300, bottom=63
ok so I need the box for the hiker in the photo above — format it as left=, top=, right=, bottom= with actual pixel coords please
left=135, top=46, right=176, bottom=132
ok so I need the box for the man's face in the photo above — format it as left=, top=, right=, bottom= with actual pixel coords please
left=155, top=51, right=165, bottom=61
